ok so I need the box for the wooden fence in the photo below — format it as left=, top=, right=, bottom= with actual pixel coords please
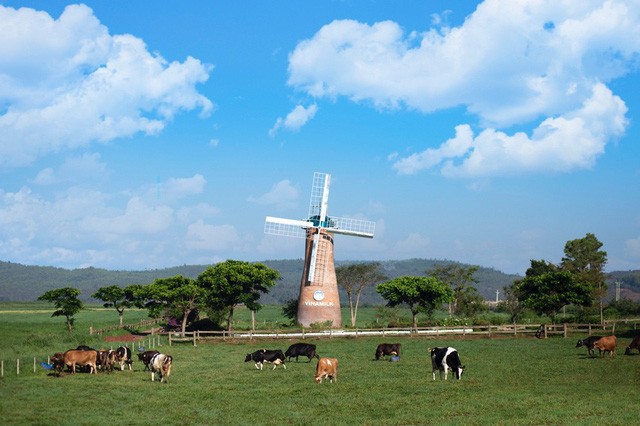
left=163, top=320, right=640, bottom=346
left=89, top=318, right=163, bottom=336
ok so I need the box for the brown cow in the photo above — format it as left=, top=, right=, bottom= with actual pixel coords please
left=593, top=335, right=617, bottom=359
left=624, top=335, right=640, bottom=355
left=375, top=343, right=401, bottom=360
left=63, top=349, right=98, bottom=374
left=314, top=357, right=338, bottom=384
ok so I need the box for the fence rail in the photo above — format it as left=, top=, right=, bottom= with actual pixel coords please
left=90, top=318, right=163, bottom=336
left=163, top=320, right=640, bottom=346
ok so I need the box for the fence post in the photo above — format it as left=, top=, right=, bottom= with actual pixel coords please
left=89, top=325, right=93, bottom=336
left=33, top=357, right=36, bottom=373
left=514, top=323, right=517, bottom=336
left=17, top=358, right=20, bottom=375
left=169, top=333, right=172, bottom=346
left=544, top=325, right=548, bottom=339
left=563, top=323, right=568, bottom=338
left=193, top=331, right=197, bottom=347
left=488, top=325, right=492, bottom=338
left=1, top=360, right=3, bottom=378
left=302, top=328, right=305, bottom=339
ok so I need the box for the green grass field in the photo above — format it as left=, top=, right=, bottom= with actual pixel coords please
left=1, top=304, right=638, bottom=425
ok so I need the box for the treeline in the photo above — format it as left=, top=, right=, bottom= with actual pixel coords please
left=1, top=258, right=637, bottom=304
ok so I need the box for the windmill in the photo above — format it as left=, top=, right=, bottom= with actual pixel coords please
left=265, top=172, right=375, bottom=327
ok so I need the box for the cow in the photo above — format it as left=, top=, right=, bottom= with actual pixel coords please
left=430, top=347, right=464, bottom=381
left=375, top=343, right=401, bottom=360
left=149, top=353, right=172, bottom=383
left=116, top=346, right=133, bottom=371
left=50, top=352, right=65, bottom=376
left=593, top=336, right=617, bottom=359
left=625, top=335, right=640, bottom=355
left=576, top=336, right=603, bottom=357
left=285, top=343, right=319, bottom=362
left=244, top=349, right=286, bottom=370
left=314, top=357, right=338, bottom=384
left=138, top=350, right=160, bottom=371
left=62, top=349, right=97, bottom=374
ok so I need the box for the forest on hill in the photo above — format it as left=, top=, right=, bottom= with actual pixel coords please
left=1, top=258, right=637, bottom=304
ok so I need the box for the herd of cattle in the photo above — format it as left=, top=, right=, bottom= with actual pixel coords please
left=575, top=334, right=640, bottom=358
left=48, top=333, right=640, bottom=384
left=244, top=342, right=465, bottom=382
left=49, top=345, right=173, bottom=382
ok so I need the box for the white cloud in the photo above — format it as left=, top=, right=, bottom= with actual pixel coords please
left=269, top=104, right=317, bottom=137
left=248, top=179, right=300, bottom=209
left=287, top=0, right=640, bottom=176
left=0, top=4, right=213, bottom=169
left=185, top=220, right=240, bottom=251
left=394, top=83, right=628, bottom=176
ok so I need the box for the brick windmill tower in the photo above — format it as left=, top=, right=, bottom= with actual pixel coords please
left=265, top=172, right=375, bottom=327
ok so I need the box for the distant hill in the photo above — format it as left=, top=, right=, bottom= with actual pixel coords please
left=1, top=258, right=637, bottom=304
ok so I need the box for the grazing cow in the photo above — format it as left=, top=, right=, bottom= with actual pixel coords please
left=593, top=336, right=617, bottom=359
left=138, top=350, right=160, bottom=371
left=50, top=352, right=65, bottom=375
left=285, top=343, right=319, bottom=362
left=625, top=335, right=640, bottom=355
left=62, top=349, right=98, bottom=374
left=576, top=336, right=603, bottom=357
left=315, top=357, right=338, bottom=384
left=430, top=347, right=465, bottom=381
left=149, top=353, right=172, bottom=383
left=244, top=349, right=287, bottom=370
left=116, top=346, right=133, bottom=371
left=375, top=343, right=401, bottom=360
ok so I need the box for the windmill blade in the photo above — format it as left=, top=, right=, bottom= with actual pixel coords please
left=308, top=172, right=331, bottom=224
left=324, top=216, right=375, bottom=238
left=264, top=216, right=312, bottom=238
left=307, top=233, right=320, bottom=282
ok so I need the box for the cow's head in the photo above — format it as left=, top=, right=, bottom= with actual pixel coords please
left=244, top=353, right=252, bottom=362
left=575, top=339, right=585, bottom=348
left=456, top=365, right=466, bottom=380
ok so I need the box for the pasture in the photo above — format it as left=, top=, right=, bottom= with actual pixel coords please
left=0, top=305, right=638, bottom=425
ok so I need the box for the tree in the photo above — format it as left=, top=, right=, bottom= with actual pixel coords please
left=427, top=264, right=480, bottom=317
left=38, top=287, right=83, bottom=333
left=336, top=262, right=387, bottom=327
left=92, top=285, right=133, bottom=326
left=514, top=260, right=593, bottom=323
left=376, top=276, right=453, bottom=329
left=281, top=298, right=298, bottom=325
left=145, top=275, right=206, bottom=336
left=197, top=260, right=280, bottom=332
left=561, top=233, right=608, bottom=324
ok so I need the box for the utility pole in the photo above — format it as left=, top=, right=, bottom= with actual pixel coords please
left=615, top=281, right=621, bottom=302
left=495, top=290, right=500, bottom=303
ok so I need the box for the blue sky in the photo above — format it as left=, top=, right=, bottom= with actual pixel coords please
left=0, top=0, right=639, bottom=275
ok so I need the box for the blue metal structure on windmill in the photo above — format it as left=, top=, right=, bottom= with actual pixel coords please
left=265, top=172, right=375, bottom=327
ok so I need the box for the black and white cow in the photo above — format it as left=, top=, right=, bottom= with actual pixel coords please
left=430, top=347, right=464, bottom=381
left=575, top=336, right=603, bottom=357
left=116, top=346, right=133, bottom=371
left=245, top=349, right=286, bottom=370
left=138, top=350, right=160, bottom=371
left=285, top=343, right=319, bottom=362
left=149, top=353, right=172, bottom=383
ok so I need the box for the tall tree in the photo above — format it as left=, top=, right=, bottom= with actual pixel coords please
left=427, top=264, right=480, bottom=317
left=514, top=260, right=593, bottom=323
left=197, top=260, right=280, bottom=332
left=561, top=233, right=608, bottom=324
left=336, top=262, right=387, bottom=327
left=92, top=285, right=131, bottom=326
left=38, top=287, right=83, bottom=333
left=145, top=275, right=206, bottom=336
left=376, top=276, right=452, bottom=329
